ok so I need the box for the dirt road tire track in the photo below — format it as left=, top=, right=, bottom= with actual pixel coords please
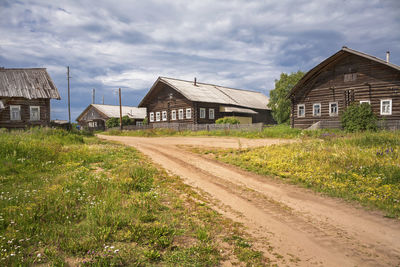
left=98, top=135, right=400, bottom=266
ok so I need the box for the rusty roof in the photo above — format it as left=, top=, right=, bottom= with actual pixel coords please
left=0, top=68, right=60, bottom=100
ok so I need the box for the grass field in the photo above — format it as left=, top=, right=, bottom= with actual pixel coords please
left=0, top=128, right=265, bottom=266
left=189, top=131, right=400, bottom=218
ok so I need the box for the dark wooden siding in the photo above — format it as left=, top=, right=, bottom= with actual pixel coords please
left=0, top=97, right=50, bottom=128
left=292, top=54, right=400, bottom=128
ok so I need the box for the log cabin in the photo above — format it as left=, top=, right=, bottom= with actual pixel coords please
left=0, top=68, right=60, bottom=129
left=289, top=47, right=400, bottom=129
left=139, top=77, right=274, bottom=125
left=76, top=104, right=146, bottom=131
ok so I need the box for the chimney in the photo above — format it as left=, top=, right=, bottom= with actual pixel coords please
left=194, top=77, right=197, bottom=86
left=386, top=51, right=390, bottom=63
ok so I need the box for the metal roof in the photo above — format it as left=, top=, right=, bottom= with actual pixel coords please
left=289, top=47, right=400, bottom=98
left=0, top=68, right=60, bottom=99
left=140, top=77, right=270, bottom=110
left=91, top=104, right=146, bottom=119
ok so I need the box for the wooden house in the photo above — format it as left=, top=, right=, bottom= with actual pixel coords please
left=0, top=68, right=60, bottom=129
left=288, top=47, right=400, bottom=129
left=139, top=77, right=274, bottom=125
left=76, top=104, right=146, bottom=130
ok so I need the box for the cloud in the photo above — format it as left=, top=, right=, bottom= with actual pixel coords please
left=0, top=0, right=399, bottom=121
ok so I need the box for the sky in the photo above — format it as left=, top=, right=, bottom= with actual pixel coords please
left=1, top=0, right=399, bottom=121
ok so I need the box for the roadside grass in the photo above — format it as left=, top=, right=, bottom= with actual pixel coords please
left=190, top=130, right=400, bottom=218
left=0, top=128, right=267, bottom=266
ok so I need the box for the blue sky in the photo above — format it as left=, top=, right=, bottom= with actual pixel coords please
left=1, top=0, right=399, bottom=121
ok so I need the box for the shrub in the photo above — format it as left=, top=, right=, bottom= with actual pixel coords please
left=215, top=117, right=240, bottom=124
left=106, top=116, right=134, bottom=128
left=341, top=103, right=377, bottom=132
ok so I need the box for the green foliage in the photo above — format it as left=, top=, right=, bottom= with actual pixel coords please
left=341, top=103, right=378, bottom=132
left=142, top=117, right=148, bottom=125
left=105, top=116, right=134, bottom=128
left=215, top=117, right=241, bottom=124
left=267, top=71, right=305, bottom=124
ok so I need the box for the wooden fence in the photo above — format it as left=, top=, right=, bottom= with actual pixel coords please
left=108, top=122, right=264, bottom=132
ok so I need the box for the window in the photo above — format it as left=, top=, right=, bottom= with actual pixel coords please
left=313, top=103, right=321, bottom=117
left=10, top=105, right=21, bottom=121
left=186, top=108, right=191, bottom=119
left=344, top=73, right=357, bottom=82
left=178, top=109, right=184, bottom=120
left=297, top=104, right=305, bottom=118
left=209, top=108, right=215, bottom=119
left=88, top=121, right=97, bottom=127
left=136, top=121, right=143, bottom=126
left=200, top=108, right=206, bottom=119
left=380, top=99, right=392, bottom=115
left=30, top=106, right=40, bottom=121
left=171, top=110, right=177, bottom=120
left=162, top=110, right=167, bottom=121
left=360, top=100, right=370, bottom=105
left=329, top=102, right=338, bottom=116
left=156, top=112, right=161, bottom=121
left=149, top=112, right=154, bottom=122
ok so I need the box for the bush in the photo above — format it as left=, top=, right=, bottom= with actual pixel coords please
left=341, top=103, right=377, bottom=132
left=215, top=117, right=240, bottom=124
left=106, top=116, right=134, bottom=128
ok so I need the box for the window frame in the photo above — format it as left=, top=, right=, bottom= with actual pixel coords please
left=313, top=103, right=321, bottom=117
left=329, top=102, right=338, bottom=117
left=30, top=106, right=40, bottom=121
left=209, top=108, right=215, bottom=119
left=156, top=111, right=161, bottom=122
left=360, top=100, right=371, bottom=105
left=297, top=104, right=305, bottom=118
left=380, top=99, right=392, bottom=115
left=186, top=108, right=191, bottom=119
left=162, top=110, right=167, bottom=121
left=149, top=112, right=154, bottom=122
left=178, top=109, right=184, bottom=120
left=199, top=108, right=206, bottom=119
left=171, top=110, right=177, bottom=121
left=10, top=105, right=21, bottom=121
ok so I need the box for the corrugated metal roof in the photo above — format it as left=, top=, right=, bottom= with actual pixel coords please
left=0, top=68, right=60, bottom=99
left=220, top=106, right=258, bottom=114
left=140, top=77, right=270, bottom=110
left=91, top=104, right=146, bottom=119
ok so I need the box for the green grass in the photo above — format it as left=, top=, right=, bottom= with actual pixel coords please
left=0, top=128, right=267, bottom=266
left=190, top=130, right=400, bottom=218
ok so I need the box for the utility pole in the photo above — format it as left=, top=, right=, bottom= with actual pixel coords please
left=92, top=88, right=95, bottom=104
left=67, top=66, right=71, bottom=128
left=119, top=88, right=123, bottom=130
left=102, top=95, right=104, bottom=105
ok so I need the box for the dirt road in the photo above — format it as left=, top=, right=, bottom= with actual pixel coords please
left=98, top=135, right=400, bottom=266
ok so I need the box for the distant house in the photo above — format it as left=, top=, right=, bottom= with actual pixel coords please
left=288, top=47, right=400, bottom=129
left=76, top=104, right=147, bottom=130
left=139, top=77, right=274, bottom=125
left=0, top=68, right=60, bottom=129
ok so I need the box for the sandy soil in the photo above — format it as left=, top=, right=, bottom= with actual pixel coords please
left=98, top=135, right=400, bottom=266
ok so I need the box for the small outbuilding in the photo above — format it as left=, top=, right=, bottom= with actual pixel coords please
left=0, top=68, right=60, bottom=129
left=139, top=77, right=274, bottom=125
left=76, top=104, right=147, bottom=130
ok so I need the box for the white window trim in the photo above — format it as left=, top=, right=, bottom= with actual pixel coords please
left=297, top=104, right=305, bottom=118
left=313, top=103, right=321, bottom=117
left=329, top=102, right=338, bottom=117
left=199, top=108, right=206, bottom=119
left=209, top=108, right=215, bottom=119
left=178, top=109, right=184, bottom=120
left=360, top=100, right=371, bottom=105
left=162, top=110, right=167, bottom=121
left=171, top=110, right=177, bottom=121
left=149, top=112, right=154, bottom=122
left=186, top=108, right=191, bottom=119
left=10, top=105, right=21, bottom=121
left=30, top=106, right=40, bottom=121
left=156, top=112, right=161, bottom=122
left=380, top=99, right=392, bottom=115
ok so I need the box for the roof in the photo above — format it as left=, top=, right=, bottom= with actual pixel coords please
left=139, top=77, right=270, bottom=110
left=76, top=104, right=146, bottom=121
left=220, top=106, right=258, bottom=114
left=0, top=68, right=60, bottom=99
left=289, top=47, right=400, bottom=98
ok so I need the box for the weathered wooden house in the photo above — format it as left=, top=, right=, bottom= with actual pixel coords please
left=139, top=77, right=274, bottom=125
left=76, top=104, right=146, bottom=130
left=288, top=47, right=400, bottom=129
left=0, top=68, right=60, bottom=129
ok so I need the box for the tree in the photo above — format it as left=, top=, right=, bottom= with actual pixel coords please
left=105, top=116, right=134, bottom=128
left=341, top=103, right=377, bottom=132
left=267, top=71, right=305, bottom=124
